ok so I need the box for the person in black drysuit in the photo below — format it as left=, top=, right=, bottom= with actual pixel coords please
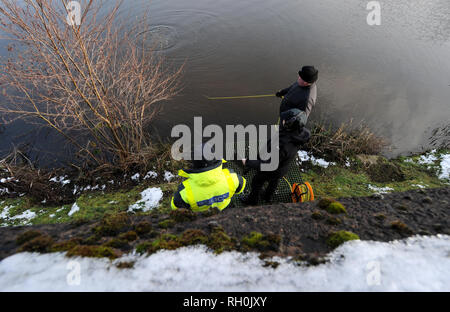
left=276, top=66, right=318, bottom=121
left=241, top=109, right=311, bottom=205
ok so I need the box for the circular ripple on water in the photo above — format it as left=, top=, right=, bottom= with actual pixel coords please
left=138, top=25, right=178, bottom=51
left=136, top=9, right=228, bottom=63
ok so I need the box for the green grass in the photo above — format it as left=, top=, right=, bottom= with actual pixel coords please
left=1, top=149, right=448, bottom=227
left=0, top=182, right=178, bottom=226
left=300, top=150, right=449, bottom=200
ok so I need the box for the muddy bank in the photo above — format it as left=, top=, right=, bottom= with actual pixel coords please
left=0, top=187, right=449, bottom=263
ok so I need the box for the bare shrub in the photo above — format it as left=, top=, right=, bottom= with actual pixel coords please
left=0, top=0, right=183, bottom=169
left=305, top=119, right=388, bottom=162
left=0, top=148, right=75, bottom=204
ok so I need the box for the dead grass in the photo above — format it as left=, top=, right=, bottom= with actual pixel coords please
left=305, top=119, right=388, bottom=162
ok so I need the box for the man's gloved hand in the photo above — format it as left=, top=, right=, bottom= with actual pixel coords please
left=275, top=91, right=282, bottom=98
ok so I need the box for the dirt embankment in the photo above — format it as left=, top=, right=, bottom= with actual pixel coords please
left=0, top=187, right=449, bottom=262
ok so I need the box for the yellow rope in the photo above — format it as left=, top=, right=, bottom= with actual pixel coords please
left=282, top=176, right=292, bottom=190
left=205, top=94, right=276, bottom=100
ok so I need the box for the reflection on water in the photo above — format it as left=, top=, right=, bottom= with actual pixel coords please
left=1, top=0, right=449, bottom=164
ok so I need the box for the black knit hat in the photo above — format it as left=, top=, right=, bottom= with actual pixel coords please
left=298, top=66, right=318, bottom=84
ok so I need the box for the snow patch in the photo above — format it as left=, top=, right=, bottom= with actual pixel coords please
left=0, top=177, right=14, bottom=183
left=345, top=158, right=351, bottom=167
left=418, top=150, right=438, bottom=165
left=68, top=203, right=80, bottom=217
left=368, top=184, right=394, bottom=194
left=49, top=176, right=71, bottom=186
left=439, top=154, right=450, bottom=180
left=1, top=205, right=36, bottom=225
left=128, top=187, right=163, bottom=212
left=0, top=235, right=448, bottom=291
left=298, top=150, right=336, bottom=168
left=10, top=210, right=36, bottom=222
left=0, top=205, right=13, bottom=219
left=131, top=173, right=140, bottom=181
left=144, top=171, right=158, bottom=180
left=164, top=171, right=175, bottom=182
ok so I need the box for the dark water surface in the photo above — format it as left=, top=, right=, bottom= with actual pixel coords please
left=1, top=0, right=449, bottom=164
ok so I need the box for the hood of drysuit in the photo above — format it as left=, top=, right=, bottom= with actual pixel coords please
left=179, top=161, right=225, bottom=187
left=279, top=127, right=311, bottom=146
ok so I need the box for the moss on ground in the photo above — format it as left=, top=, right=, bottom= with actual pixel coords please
left=326, top=217, right=342, bottom=225
left=133, top=227, right=280, bottom=257
left=116, top=261, right=135, bottom=269
left=317, top=198, right=347, bottom=214
left=119, top=231, right=138, bottom=241
left=16, top=230, right=43, bottom=245
left=83, top=234, right=101, bottom=245
left=170, top=208, right=196, bottom=223
left=374, top=213, right=386, bottom=221
left=93, top=212, right=131, bottom=236
left=391, top=220, right=413, bottom=234
left=326, top=231, right=360, bottom=248
left=104, top=238, right=129, bottom=249
left=179, top=229, right=209, bottom=245
left=134, top=221, right=152, bottom=235
left=66, top=245, right=122, bottom=259
left=51, top=238, right=83, bottom=252
left=311, top=210, right=324, bottom=220
left=158, top=219, right=175, bottom=229
left=241, top=231, right=281, bottom=252
left=19, top=235, right=54, bottom=252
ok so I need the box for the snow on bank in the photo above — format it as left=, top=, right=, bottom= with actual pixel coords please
left=144, top=171, right=158, bottom=180
left=0, top=205, right=13, bottom=219
left=1, top=205, right=36, bottom=226
left=10, top=210, right=36, bottom=222
left=131, top=173, right=140, bottom=182
left=49, top=176, right=71, bottom=187
left=368, top=184, right=394, bottom=194
left=439, top=154, right=450, bottom=180
left=164, top=171, right=175, bottom=182
left=0, top=235, right=448, bottom=291
left=417, top=150, right=438, bottom=165
left=298, top=151, right=336, bottom=168
left=412, top=150, right=450, bottom=181
left=128, top=187, right=163, bottom=213
left=68, top=203, right=80, bottom=217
